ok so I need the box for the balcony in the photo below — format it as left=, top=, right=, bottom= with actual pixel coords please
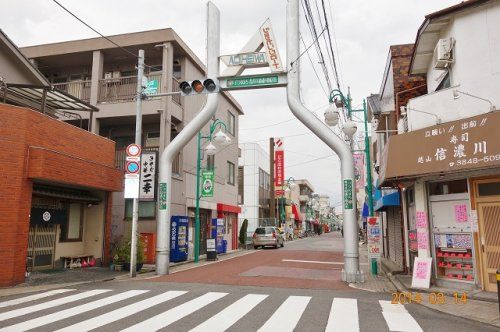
left=115, top=146, right=181, bottom=176
left=53, top=81, right=91, bottom=103
left=406, top=85, right=493, bottom=132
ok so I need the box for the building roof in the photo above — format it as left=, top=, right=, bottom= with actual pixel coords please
left=20, top=28, right=244, bottom=114
left=366, top=94, right=381, bottom=118
left=410, top=0, right=494, bottom=74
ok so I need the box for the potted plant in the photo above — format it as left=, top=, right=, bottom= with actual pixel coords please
left=122, top=239, right=145, bottom=272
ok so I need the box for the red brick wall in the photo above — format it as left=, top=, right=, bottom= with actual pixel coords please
left=0, top=103, right=123, bottom=286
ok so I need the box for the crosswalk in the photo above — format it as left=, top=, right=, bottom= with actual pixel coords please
left=0, top=288, right=424, bottom=332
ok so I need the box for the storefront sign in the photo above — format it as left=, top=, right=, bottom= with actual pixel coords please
left=353, top=153, right=365, bottom=190
left=259, top=19, right=283, bottom=72
left=343, top=179, right=353, bottom=209
left=140, top=151, right=156, bottom=201
left=411, top=257, right=432, bottom=289
left=454, top=204, right=468, bottom=223
left=220, top=52, right=268, bottom=67
left=380, top=112, right=500, bottom=185
left=159, top=182, right=167, bottom=210
left=367, top=217, right=382, bottom=259
left=201, top=170, right=215, bottom=197
left=274, top=138, right=284, bottom=187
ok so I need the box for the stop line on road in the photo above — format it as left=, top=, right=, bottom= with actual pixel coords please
left=0, top=288, right=423, bottom=332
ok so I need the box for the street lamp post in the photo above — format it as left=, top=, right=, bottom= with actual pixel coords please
left=328, top=90, right=374, bottom=216
left=194, top=119, right=230, bottom=263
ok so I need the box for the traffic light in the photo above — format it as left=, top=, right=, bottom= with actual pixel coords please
left=179, top=79, right=219, bottom=96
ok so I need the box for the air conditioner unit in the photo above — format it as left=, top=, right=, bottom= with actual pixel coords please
left=145, top=132, right=160, bottom=147
left=104, top=72, right=113, bottom=79
left=433, top=38, right=454, bottom=69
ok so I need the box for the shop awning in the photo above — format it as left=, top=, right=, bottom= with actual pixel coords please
left=292, top=204, right=302, bottom=222
left=362, top=202, right=369, bottom=218
left=33, top=184, right=101, bottom=203
left=379, top=111, right=500, bottom=187
left=374, top=191, right=400, bottom=212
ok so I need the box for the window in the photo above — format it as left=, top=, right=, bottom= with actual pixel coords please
left=227, top=161, right=235, bottom=185
left=429, top=179, right=468, bottom=196
left=227, top=111, right=235, bottom=136
left=477, top=182, right=500, bottom=196
left=125, top=200, right=156, bottom=219
left=436, top=72, right=450, bottom=91
left=207, top=155, right=215, bottom=170
left=60, top=203, right=83, bottom=242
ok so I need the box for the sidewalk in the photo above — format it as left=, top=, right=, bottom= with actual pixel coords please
left=0, top=249, right=253, bottom=298
left=389, top=268, right=500, bottom=328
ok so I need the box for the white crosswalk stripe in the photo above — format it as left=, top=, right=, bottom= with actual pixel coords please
left=257, top=295, right=311, bottom=332
left=325, top=297, right=359, bottom=332
left=0, top=289, right=427, bottom=331
left=55, top=290, right=187, bottom=332
left=0, top=289, right=75, bottom=308
left=379, top=300, right=423, bottom=332
left=121, top=292, right=228, bottom=332
left=0, top=290, right=148, bottom=332
left=0, top=289, right=110, bottom=322
left=190, top=294, right=268, bottom=332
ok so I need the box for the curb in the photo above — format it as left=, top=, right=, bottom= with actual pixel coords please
left=387, top=274, right=500, bottom=328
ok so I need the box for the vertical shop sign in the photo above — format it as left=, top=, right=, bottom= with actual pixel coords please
left=201, top=170, right=215, bottom=197
left=274, top=138, right=284, bottom=187
left=415, top=211, right=429, bottom=251
left=367, top=217, right=382, bottom=259
left=353, top=153, right=365, bottom=190
left=140, top=151, right=156, bottom=201
left=343, top=179, right=353, bottom=209
left=159, top=183, right=167, bottom=210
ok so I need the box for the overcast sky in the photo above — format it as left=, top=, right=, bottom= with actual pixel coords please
left=2, top=0, right=459, bottom=207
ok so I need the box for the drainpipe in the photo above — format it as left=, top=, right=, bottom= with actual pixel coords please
left=156, top=2, right=220, bottom=275
left=287, top=0, right=361, bottom=282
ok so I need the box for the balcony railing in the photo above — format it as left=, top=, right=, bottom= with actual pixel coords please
left=172, top=77, right=181, bottom=105
left=98, top=75, right=137, bottom=103
left=53, top=81, right=91, bottom=102
left=115, top=146, right=181, bottom=176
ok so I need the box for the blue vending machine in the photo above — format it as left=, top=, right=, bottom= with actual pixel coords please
left=170, top=216, right=189, bottom=262
left=211, top=218, right=226, bottom=254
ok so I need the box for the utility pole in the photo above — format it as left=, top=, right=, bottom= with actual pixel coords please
left=130, top=49, right=145, bottom=278
left=156, top=2, right=220, bottom=275
left=269, top=137, right=275, bottom=226
left=287, top=0, right=362, bottom=282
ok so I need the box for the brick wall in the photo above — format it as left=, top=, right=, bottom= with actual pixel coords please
left=0, top=103, right=122, bottom=286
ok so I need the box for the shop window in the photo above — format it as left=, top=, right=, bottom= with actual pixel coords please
left=227, top=161, right=235, bottom=185
left=60, top=203, right=83, bottom=242
left=429, top=179, right=468, bottom=196
left=125, top=200, right=156, bottom=219
left=477, top=182, right=500, bottom=196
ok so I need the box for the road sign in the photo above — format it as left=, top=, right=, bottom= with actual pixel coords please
left=159, top=182, right=167, bottom=210
left=220, top=52, right=268, bottom=67
left=126, top=144, right=141, bottom=157
left=126, top=161, right=140, bottom=174
left=219, top=72, right=287, bottom=91
left=143, top=79, right=159, bottom=95
left=124, top=178, right=140, bottom=199
left=201, top=170, right=215, bottom=197
left=343, top=179, right=353, bottom=209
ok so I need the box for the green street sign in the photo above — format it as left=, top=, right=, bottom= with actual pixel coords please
left=219, top=72, right=287, bottom=91
left=159, top=182, right=167, bottom=210
left=144, top=79, right=159, bottom=95
left=343, top=179, right=353, bottom=210
left=201, top=170, right=215, bottom=197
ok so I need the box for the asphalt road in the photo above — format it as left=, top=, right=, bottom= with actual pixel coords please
left=0, top=232, right=494, bottom=331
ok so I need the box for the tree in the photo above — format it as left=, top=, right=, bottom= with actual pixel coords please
left=239, top=219, right=248, bottom=246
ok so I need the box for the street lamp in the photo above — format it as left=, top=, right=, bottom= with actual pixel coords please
left=342, top=120, right=358, bottom=137
left=194, top=119, right=230, bottom=263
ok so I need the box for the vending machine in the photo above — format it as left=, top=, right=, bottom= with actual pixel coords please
left=211, top=218, right=225, bottom=254
left=170, top=216, right=189, bottom=262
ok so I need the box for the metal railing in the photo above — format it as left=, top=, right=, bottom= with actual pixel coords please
left=98, top=76, right=137, bottom=103
left=53, top=81, right=91, bottom=102
left=172, top=77, right=181, bottom=105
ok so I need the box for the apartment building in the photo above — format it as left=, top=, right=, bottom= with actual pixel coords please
left=21, top=28, right=244, bottom=257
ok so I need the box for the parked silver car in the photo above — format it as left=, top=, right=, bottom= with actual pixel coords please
left=252, top=227, right=284, bottom=249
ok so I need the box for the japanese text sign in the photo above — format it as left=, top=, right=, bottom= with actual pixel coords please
left=416, top=211, right=427, bottom=228
left=367, top=217, right=382, bottom=259
left=140, top=151, right=156, bottom=201
left=454, top=204, right=468, bottom=223
left=411, top=257, right=432, bottom=289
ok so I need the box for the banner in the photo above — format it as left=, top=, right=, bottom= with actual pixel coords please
left=353, top=153, right=365, bottom=190
left=274, top=137, right=284, bottom=187
left=140, top=151, right=156, bottom=201
left=201, top=170, right=215, bottom=197
left=367, top=217, right=382, bottom=259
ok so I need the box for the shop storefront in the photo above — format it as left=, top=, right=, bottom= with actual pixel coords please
left=380, top=111, right=500, bottom=291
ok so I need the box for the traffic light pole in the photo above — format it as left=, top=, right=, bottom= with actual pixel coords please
left=130, top=49, right=144, bottom=278
left=156, top=2, right=220, bottom=275
left=287, top=0, right=362, bottom=282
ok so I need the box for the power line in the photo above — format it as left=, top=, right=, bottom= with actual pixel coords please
left=51, top=0, right=154, bottom=69
left=290, top=25, right=327, bottom=68
left=299, top=32, right=328, bottom=98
